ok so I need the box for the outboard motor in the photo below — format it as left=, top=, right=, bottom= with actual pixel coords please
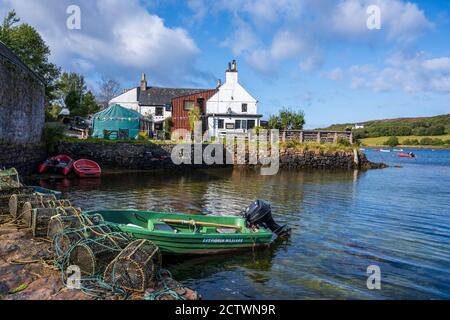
left=243, top=200, right=291, bottom=238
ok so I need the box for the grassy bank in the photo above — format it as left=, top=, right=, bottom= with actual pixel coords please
left=361, top=135, right=450, bottom=148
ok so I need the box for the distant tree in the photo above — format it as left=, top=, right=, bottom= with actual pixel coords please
left=97, top=76, right=121, bottom=109
left=384, top=136, right=399, bottom=147
left=426, top=125, right=445, bottom=136
left=81, top=91, right=100, bottom=115
left=268, top=108, right=305, bottom=130
left=56, top=72, right=87, bottom=104
left=412, top=127, right=428, bottom=136
left=45, top=105, right=62, bottom=122
left=64, top=90, right=82, bottom=116
left=0, top=10, right=60, bottom=103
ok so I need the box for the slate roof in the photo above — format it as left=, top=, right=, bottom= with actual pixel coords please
left=138, top=87, right=212, bottom=106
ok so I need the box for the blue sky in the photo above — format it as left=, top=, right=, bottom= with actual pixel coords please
left=1, top=0, right=449, bottom=128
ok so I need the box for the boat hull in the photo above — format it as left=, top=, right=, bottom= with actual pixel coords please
left=73, top=159, right=101, bottom=178
left=38, top=155, right=73, bottom=176
left=84, top=210, right=273, bottom=255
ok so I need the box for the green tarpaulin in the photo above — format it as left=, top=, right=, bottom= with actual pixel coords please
left=92, top=104, right=149, bottom=140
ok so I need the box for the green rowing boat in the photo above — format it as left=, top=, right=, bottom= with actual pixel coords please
left=84, top=210, right=273, bottom=254
left=85, top=200, right=290, bottom=255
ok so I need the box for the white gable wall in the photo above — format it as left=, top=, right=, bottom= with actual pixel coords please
left=109, top=88, right=139, bottom=112
left=206, top=71, right=257, bottom=115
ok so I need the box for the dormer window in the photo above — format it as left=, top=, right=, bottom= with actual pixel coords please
left=242, top=103, right=248, bottom=113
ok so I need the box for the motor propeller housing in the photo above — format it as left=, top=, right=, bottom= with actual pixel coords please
left=243, top=200, right=291, bottom=237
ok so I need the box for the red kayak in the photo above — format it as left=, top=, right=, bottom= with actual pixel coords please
left=73, top=159, right=101, bottom=178
left=399, top=153, right=416, bottom=158
left=38, top=154, right=74, bottom=176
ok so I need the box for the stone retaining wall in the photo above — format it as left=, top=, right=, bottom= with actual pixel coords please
left=0, top=143, right=47, bottom=175
left=56, top=141, right=380, bottom=171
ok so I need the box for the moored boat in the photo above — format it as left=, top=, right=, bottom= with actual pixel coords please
left=399, top=153, right=416, bottom=158
left=379, top=149, right=391, bottom=153
left=73, top=159, right=101, bottom=178
left=85, top=200, right=290, bottom=254
left=38, top=154, right=74, bottom=176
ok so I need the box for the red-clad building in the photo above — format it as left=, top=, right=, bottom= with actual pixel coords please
left=171, top=89, right=218, bottom=133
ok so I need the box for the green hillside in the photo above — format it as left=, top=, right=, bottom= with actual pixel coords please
left=321, top=114, right=450, bottom=139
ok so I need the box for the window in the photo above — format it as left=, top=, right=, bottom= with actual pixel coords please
left=226, top=123, right=235, bottom=130
left=155, top=107, right=164, bottom=116
left=242, top=103, right=248, bottom=112
left=242, top=120, right=247, bottom=130
left=235, top=120, right=241, bottom=129
left=165, top=103, right=172, bottom=112
left=247, top=120, right=256, bottom=129
left=218, top=119, right=224, bottom=129
left=184, top=101, right=195, bottom=111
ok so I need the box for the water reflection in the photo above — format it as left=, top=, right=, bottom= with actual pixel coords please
left=29, top=151, right=450, bottom=299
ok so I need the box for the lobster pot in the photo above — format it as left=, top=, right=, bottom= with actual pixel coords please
left=69, top=235, right=130, bottom=276
left=31, top=208, right=63, bottom=238
left=104, top=240, right=162, bottom=292
left=52, top=230, right=85, bottom=260
left=47, top=215, right=84, bottom=239
left=9, top=193, right=56, bottom=219
left=21, top=201, right=56, bottom=227
left=58, top=206, right=81, bottom=217
left=0, top=187, right=34, bottom=213
left=56, top=199, right=72, bottom=208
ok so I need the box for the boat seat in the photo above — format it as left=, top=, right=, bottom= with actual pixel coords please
left=217, top=228, right=238, bottom=234
left=149, top=221, right=176, bottom=232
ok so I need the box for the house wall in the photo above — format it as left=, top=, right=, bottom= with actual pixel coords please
left=109, top=88, right=139, bottom=111
left=172, top=90, right=217, bottom=132
left=140, top=105, right=171, bottom=124
left=206, top=70, right=259, bottom=138
left=206, top=71, right=257, bottom=115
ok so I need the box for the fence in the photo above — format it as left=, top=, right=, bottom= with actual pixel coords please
left=280, top=130, right=353, bottom=144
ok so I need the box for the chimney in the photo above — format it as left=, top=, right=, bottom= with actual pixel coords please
left=225, top=60, right=238, bottom=84
left=231, top=60, right=237, bottom=72
left=140, top=73, right=147, bottom=91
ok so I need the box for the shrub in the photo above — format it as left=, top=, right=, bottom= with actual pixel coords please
left=43, top=123, right=66, bottom=152
left=431, top=139, right=444, bottom=146
left=403, top=139, right=412, bottom=145
left=337, top=137, right=352, bottom=147
left=445, top=139, right=450, bottom=145
left=412, top=127, right=428, bottom=136
left=384, top=136, right=399, bottom=147
left=419, top=137, right=434, bottom=145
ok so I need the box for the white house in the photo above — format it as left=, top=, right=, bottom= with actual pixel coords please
left=354, top=124, right=365, bottom=129
left=109, top=73, right=206, bottom=131
left=206, top=60, right=262, bottom=138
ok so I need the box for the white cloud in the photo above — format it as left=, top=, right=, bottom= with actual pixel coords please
left=322, top=68, right=344, bottom=80
left=1, top=0, right=203, bottom=86
left=325, top=53, right=450, bottom=93
left=214, top=0, right=434, bottom=75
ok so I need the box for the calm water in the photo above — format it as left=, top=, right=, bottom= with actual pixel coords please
left=32, top=148, right=450, bottom=299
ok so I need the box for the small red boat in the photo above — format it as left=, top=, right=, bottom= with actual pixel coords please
left=73, top=159, right=101, bottom=178
left=399, top=153, right=416, bottom=158
left=38, top=154, right=74, bottom=176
